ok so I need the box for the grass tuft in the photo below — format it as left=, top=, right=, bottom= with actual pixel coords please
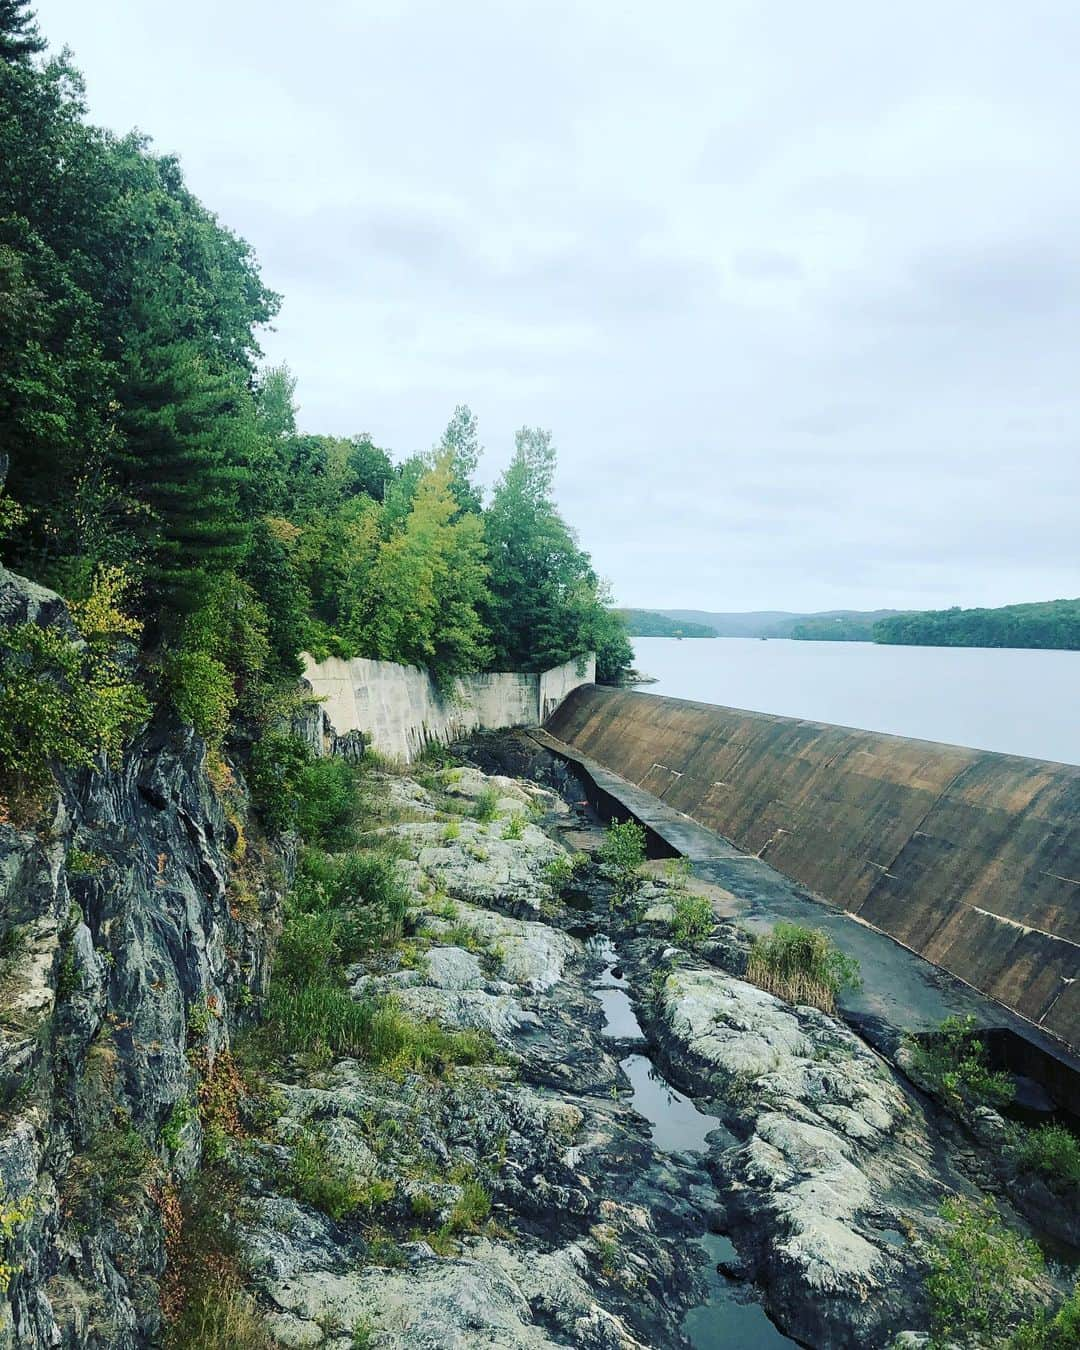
left=745, top=922, right=861, bottom=1014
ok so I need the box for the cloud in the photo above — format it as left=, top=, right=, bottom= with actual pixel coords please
left=36, top=0, right=1080, bottom=611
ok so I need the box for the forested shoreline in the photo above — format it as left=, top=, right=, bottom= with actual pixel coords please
left=871, top=599, right=1080, bottom=651
left=0, top=0, right=630, bottom=805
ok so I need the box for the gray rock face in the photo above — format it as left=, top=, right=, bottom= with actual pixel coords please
left=394, top=818, right=567, bottom=914
left=0, top=569, right=282, bottom=1349
left=644, top=963, right=960, bottom=1347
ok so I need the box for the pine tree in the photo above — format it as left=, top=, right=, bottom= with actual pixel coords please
left=0, top=0, right=44, bottom=61
left=116, top=339, right=252, bottom=626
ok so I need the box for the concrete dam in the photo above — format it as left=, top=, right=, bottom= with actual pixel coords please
left=545, top=684, right=1080, bottom=1057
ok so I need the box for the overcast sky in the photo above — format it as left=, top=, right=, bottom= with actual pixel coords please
left=35, top=0, right=1080, bottom=612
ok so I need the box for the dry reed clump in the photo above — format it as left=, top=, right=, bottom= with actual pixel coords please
left=744, top=922, right=861, bottom=1015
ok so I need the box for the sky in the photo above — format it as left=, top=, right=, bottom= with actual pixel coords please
left=33, top=0, right=1080, bottom=613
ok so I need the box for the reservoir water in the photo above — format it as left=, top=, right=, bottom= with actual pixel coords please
left=632, top=636, right=1080, bottom=766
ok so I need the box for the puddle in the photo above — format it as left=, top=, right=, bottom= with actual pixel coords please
left=586, top=934, right=795, bottom=1346
left=597, top=988, right=646, bottom=1040
left=682, top=1235, right=801, bottom=1348
left=589, top=934, right=644, bottom=1040
left=620, top=1054, right=734, bottom=1154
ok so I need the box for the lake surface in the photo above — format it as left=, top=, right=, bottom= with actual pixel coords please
left=631, top=636, right=1080, bottom=766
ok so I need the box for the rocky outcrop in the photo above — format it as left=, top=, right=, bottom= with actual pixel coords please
left=0, top=567, right=283, bottom=1348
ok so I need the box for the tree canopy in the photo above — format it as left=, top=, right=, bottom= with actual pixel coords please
left=0, top=0, right=630, bottom=787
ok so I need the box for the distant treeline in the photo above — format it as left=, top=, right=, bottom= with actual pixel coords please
left=872, top=599, right=1080, bottom=651
left=617, top=609, right=718, bottom=638
left=789, top=617, right=878, bottom=642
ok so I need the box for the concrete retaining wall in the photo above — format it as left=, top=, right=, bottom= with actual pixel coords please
left=546, top=685, right=1080, bottom=1052
left=303, top=653, right=595, bottom=763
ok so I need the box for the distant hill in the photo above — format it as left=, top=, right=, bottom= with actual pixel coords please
left=646, top=609, right=903, bottom=639
left=617, top=609, right=717, bottom=638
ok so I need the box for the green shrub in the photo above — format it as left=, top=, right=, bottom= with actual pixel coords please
left=294, top=756, right=362, bottom=848
left=442, top=820, right=461, bottom=842
left=544, top=854, right=574, bottom=892
left=159, top=647, right=235, bottom=744
left=247, top=730, right=311, bottom=834
left=283, top=848, right=408, bottom=962
left=0, top=619, right=148, bottom=803
left=288, top=1128, right=395, bottom=1221
left=472, top=786, right=500, bottom=822
left=908, top=1014, right=1015, bottom=1113
left=333, top=851, right=409, bottom=950
left=745, top=922, right=861, bottom=1014
left=1012, top=1122, right=1080, bottom=1188
left=599, top=819, right=647, bottom=899
left=276, top=909, right=341, bottom=987
left=926, top=1197, right=1043, bottom=1348
left=501, top=813, right=525, bottom=840
left=670, top=893, right=714, bottom=947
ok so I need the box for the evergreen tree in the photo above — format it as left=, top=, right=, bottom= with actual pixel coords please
left=116, top=339, right=253, bottom=624
left=0, top=0, right=43, bottom=60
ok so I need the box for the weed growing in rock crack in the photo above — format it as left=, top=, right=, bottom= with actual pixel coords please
left=186, top=997, right=217, bottom=1043
left=906, top=1014, right=1014, bottom=1113
left=288, top=1128, right=396, bottom=1221
left=161, top=1097, right=197, bottom=1154
left=744, top=922, right=861, bottom=1014
left=66, top=846, right=107, bottom=875
left=599, top=819, right=647, bottom=906
left=364, top=1227, right=407, bottom=1268
left=426, top=891, right=458, bottom=920
left=663, top=855, right=693, bottom=884
left=351, top=1317, right=378, bottom=1349
left=471, top=786, right=500, bottom=822
left=264, top=982, right=495, bottom=1074
left=501, top=813, right=525, bottom=840
left=441, top=820, right=461, bottom=843
left=670, top=893, right=714, bottom=947
left=594, top=1230, right=620, bottom=1276
left=192, top=1048, right=248, bottom=1161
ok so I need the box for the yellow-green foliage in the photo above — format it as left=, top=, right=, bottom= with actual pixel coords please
left=908, top=1014, right=1015, bottom=1113
left=1011, top=1122, right=1080, bottom=1188
left=599, top=819, right=647, bottom=899
left=0, top=1184, right=33, bottom=1292
left=158, top=648, right=235, bottom=744
left=0, top=566, right=149, bottom=801
left=926, top=1198, right=1045, bottom=1348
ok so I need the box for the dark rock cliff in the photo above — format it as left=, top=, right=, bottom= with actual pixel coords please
left=0, top=566, right=285, bottom=1347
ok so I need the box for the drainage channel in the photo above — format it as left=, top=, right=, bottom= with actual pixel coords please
left=588, top=936, right=799, bottom=1348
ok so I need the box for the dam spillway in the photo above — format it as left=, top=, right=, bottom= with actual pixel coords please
left=545, top=685, right=1080, bottom=1055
